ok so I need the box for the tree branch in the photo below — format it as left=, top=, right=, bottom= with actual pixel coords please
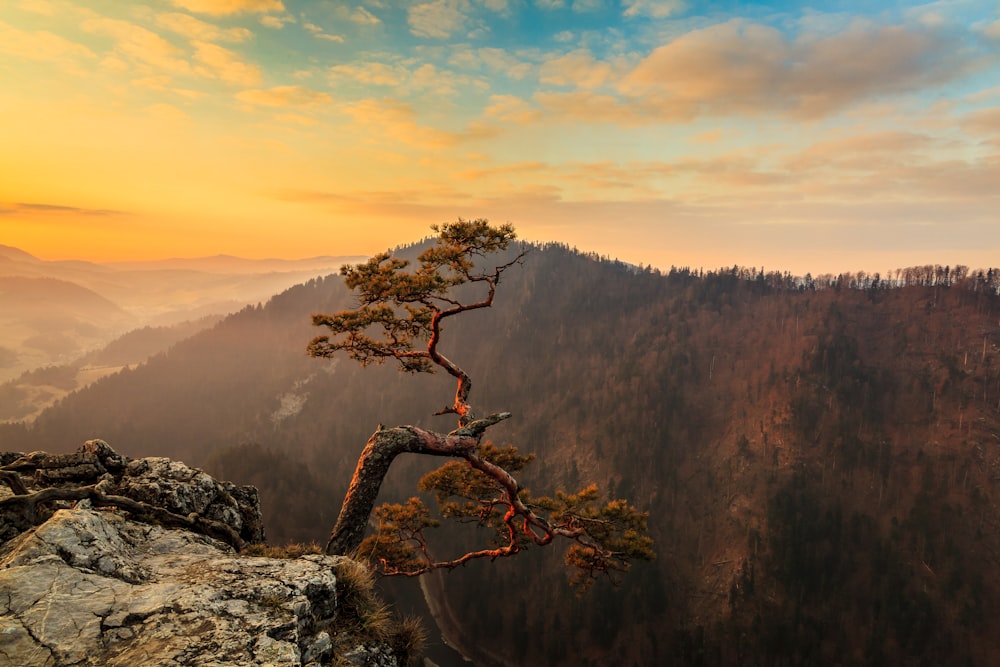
left=311, top=220, right=653, bottom=587
left=0, top=470, right=28, bottom=495
left=324, top=418, right=509, bottom=556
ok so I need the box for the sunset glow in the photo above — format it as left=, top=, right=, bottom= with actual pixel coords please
left=1, top=0, right=999, bottom=273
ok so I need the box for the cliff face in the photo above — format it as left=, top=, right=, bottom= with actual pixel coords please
left=0, top=442, right=402, bottom=667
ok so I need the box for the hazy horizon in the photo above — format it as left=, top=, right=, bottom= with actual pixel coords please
left=5, top=233, right=997, bottom=280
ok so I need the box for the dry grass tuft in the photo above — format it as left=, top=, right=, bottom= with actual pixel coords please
left=327, top=558, right=426, bottom=665
left=239, top=545, right=425, bottom=664
left=388, top=614, right=427, bottom=666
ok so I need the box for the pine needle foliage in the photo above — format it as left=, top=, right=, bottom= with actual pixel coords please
left=310, top=219, right=654, bottom=590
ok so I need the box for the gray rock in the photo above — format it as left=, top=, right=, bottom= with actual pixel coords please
left=1, top=440, right=265, bottom=546
left=0, top=507, right=399, bottom=667
left=0, top=442, right=401, bottom=667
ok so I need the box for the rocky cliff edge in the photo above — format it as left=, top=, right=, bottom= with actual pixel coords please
left=0, top=440, right=409, bottom=667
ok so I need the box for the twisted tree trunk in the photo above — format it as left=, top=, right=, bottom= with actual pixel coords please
left=324, top=414, right=511, bottom=556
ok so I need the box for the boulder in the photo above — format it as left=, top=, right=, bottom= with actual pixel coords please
left=0, top=506, right=381, bottom=666
left=0, top=440, right=264, bottom=546
left=0, top=442, right=405, bottom=667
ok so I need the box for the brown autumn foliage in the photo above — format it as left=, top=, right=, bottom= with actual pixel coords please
left=8, top=246, right=1000, bottom=666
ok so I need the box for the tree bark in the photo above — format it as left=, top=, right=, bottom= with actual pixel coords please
left=325, top=414, right=510, bottom=556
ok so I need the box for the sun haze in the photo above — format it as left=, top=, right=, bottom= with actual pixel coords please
left=1, top=0, right=998, bottom=274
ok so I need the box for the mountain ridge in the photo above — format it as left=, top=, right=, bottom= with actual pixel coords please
left=4, top=243, right=1000, bottom=666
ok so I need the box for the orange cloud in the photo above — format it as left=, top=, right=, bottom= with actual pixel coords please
left=0, top=20, right=96, bottom=69
left=259, top=14, right=295, bottom=29
left=540, top=49, right=616, bottom=89
left=448, top=46, right=532, bottom=80
left=784, top=130, right=939, bottom=172
left=82, top=17, right=192, bottom=76
left=330, top=60, right=484, bottom=96
left=484, top=94, right=540, bottom=124
left=343, top=98, right=499, bottom=149
left=330, top=62, right=406, bottom=86
left=621, top=19, right=976, bottom=120
left=16, top=0, right=55, bottom=16
left=454, top=160, right=547, bottom=181
left=533, top=90, right=641, bottom=124
left=0, top=202, right=124, bottom=216
left=962, top=107, right=1000, bottom=135
left=169, top=0, right=285, bottom=16
left=236, top=85, right=333, bottom=107
left=156, top=12, right=253, bottom=43
left=192, top=41, right=261, bottom=85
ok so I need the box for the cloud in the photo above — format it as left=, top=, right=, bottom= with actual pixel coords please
left=172, top=87, right=205, bottom=99
left=236, top=85, right=333, bottom=107
left=533, top=90, right=639, bottom=124
left=192, top=40, right=262, bottom=85
left=689, top=129, right=724, bottom=144
left=330, top=62, right=409, bottom=87
left=481, top=0, right=510, bottom=15
left=535, top=0, right=564, bottom=9
left=350, top=7, right=381, bottom=25
left=17, top=0, right=55, bottom=15
left=961, top=107, right=1000, bottom=135
left=540, top=49, right=614, bottom=89
left=1, top=202, right=123, bottom=216
left=156, top=12, right=253, bottom=43
left=304, top=22, right=345, bottom=42
left=622, top=0, right=685, bottom=19
left=82, top=17, right=192, bottom=76
left=0, top=20, right=96, bottom=69
left=784, top=130, right=939, bottom=172
left=448, top=46, right=531, bottom=79
left=343, top=98, right=499, bottom=149
left=571, top=0, right=603, bottom=13
left=409, top=0, right=469, bottom=39
left=621, top=19, right=980, bottom=120
left=169, top=0, right=285, bottom=16
left=330, top=59, right=484, bottom=96
left=260, top=14, right=295, bottom=28
left=964, top=85, right=1000, bottom=104
left=484, top=94, right=541, bottom=124
left=480, top=48, right=531, bottom=79
left=410, top=62, right=464, bottom=94
left=454, top=160, right=547, bottom=181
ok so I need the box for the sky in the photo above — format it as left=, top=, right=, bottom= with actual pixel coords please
left=1, top=0, right=998, bottom=275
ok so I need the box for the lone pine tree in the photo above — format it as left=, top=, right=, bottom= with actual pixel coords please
left=309, top=219, right=654, bottom=587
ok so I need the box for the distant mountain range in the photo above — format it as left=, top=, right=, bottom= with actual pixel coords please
left=4, top=242, right=1000, bottom=666
left=0, top=244, right=363, bottom=395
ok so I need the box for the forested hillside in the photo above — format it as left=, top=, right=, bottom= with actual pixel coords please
left=5, top=244, right=1000, bottom=666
